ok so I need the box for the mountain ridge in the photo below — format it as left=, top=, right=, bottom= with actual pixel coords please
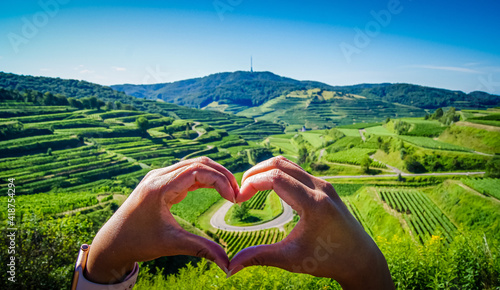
left=111, top=71, right=500, bottom=112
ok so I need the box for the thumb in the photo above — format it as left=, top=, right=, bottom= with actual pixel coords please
left=228, top=243, right=288, bottom=277
left=174, top=230, right=230, bottom=274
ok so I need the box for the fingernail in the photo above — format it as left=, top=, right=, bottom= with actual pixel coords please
left=227, top=265, right=244, bottom=278
left=214, top=259, right=229, bottom=274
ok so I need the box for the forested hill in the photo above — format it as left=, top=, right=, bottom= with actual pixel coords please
left=0, top=72, right=135, bottom=103
left=112, top=71, right=334, bottom=108
left=335, top=83, right=500, bottom=109
left=0, top=72, right=285, bottom=139
left=111, top=71, right=500, bottom=112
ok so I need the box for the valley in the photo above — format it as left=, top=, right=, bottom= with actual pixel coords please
left=0, top=72, right=499, bottom=289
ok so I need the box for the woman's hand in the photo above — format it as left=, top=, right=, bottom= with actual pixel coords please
left=85, top=157, right=239, bottom=284
left=229, top=156, right=394, bottom=289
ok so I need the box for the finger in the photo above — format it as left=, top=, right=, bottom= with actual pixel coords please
left=154, top=157, right=240, bottom=199
left=173, top=230, right=230, bottom=274
left=160, top=163, right=236, bottom=203
left=238, top=169, right=314, bottom=213
left=241, top=156, right=313, bottom=189
left=228, top=243, right=289, bottom=277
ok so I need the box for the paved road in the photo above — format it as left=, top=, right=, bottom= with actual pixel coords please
left=319, top=171, right=485, bottom=179
left=210, top=199, right=294, bottom=231
left=192, top=122, right=204, bottom=138
left=370, top=154, right=403, bottom=174
left=359, top=129, right=367, bottom=142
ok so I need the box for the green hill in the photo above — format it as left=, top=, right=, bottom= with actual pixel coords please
left=111, top=71, right=334, bottom=111
left=237, top=88, right=425, bottom=130
left=0, top=72, right=284, bottom=140
left=111, top=71, right=500, bottom=114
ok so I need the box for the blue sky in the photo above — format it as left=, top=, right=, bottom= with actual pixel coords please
left=1, top=0, right=500, bottom=94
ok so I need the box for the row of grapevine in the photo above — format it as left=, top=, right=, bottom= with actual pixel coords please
left=461, top=178, right=500, bottom=200
left=345, top=200, right=373, bottom=237
left=216, top=228, right=285, bottom=258
left=325, top=148, right=386, bottom=168
left=379, top=189, right=456, bottom=244
left=0, top=191, right=101, bottom=220
left=0, top=100, right=261, bottom=199
left=246, top=190, right=271, bottom=210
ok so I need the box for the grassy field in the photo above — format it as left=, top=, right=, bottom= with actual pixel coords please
left=379, top=188, right=456, bottom=244
left=424, top=181, right=500, bottom=241
left=398, top=118, right=448, bottom=137
left=170, top=188, right=223, bottom=224
left=438, top=124, right=500, bottom=154
left=364, top=125, right=395, bottom=136
left=225, top=191, right=283, bottom=226
left=325, top=148, right=386, bottom=168
left=237, top=89, right=425, bottom=129
left=2, top=95, right=500, bottom=289
left=461, top=178, right=500, bottom=200
left=398, top=135, right=472, bottom=152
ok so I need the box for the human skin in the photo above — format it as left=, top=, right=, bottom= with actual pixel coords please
left=84, top=157, right=238, bottom=284
left=83, top=156, right=393, bottom=289
left=229, top=156, right=394, bottom=290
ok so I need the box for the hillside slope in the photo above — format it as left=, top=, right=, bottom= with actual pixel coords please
left=112, top=71, right=335, bottom=111
left=111, top=71, right=500, bottom=114
left=0, top=72, right=284, bottom=139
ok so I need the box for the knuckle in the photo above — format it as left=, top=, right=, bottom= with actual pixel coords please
left=322, top=182, right=340, bottom=198
left=270, top=157, right=284, bottom=168
left=187, top=162, right=206, bottom=171
left=275, top=155, right=287, bottom=161
left=144, top=169, right=158, bottom=179
left=269, top=169, right=284, bottom=182
left=195, top=156, right=212, bottom=164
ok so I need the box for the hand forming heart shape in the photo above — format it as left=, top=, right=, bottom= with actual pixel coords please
left=85, top=156, right=394, bottom=289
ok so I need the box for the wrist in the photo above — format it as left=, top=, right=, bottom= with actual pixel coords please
left=84, top=244, right=136, bottom=284
left=340, top=252, right=394, bottom=290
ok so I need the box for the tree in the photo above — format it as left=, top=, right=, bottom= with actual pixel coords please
left=105, top=101, right=114, bottom=111
left=394, top=120, right=411, bottom=135
left=89, top=96, right=98, bottom=109
left=47, top=147, right=52, bottom=156
left=43, top=92, right=55, bottom=105
left=82, top=98, right=91, bottom=109
left=115, top=101, right=123, bottom=110
left=298, top=146, right=308, bottom=165
left=97, top=100, right=105, bottom=110
left=433, top=108, right=444, bottom=119
left=55, top=94, right=68, bottom=105
left=404, top=155, right=426, bottom=173
left=136, top=116, right=149, bottom=136
left=123, top=104, right=135, bottom=110
left=68, top=98, right=83, bottom=109
left=232, top=202, right=249, bottom=221
left=485, top=158, right=500, bottom=178
left=361, top=155, right=371, bottom=173
left=164, top=125, right=173, bottom=135
left=441, top=107, right=459, bottom=125
left=184, top=124, right=191, bottom=138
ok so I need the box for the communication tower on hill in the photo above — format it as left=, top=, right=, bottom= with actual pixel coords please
left=251, top=56, right=253, bottom=73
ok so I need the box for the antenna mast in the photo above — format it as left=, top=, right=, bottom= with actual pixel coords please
left=251, top=56, right=253, bottom=73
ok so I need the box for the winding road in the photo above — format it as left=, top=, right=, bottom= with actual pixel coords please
left=210, top=131, right=487, bottom=232
left=318, top=171, right=485, bottom=179
left=210, top=199, right=294, bottom=231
